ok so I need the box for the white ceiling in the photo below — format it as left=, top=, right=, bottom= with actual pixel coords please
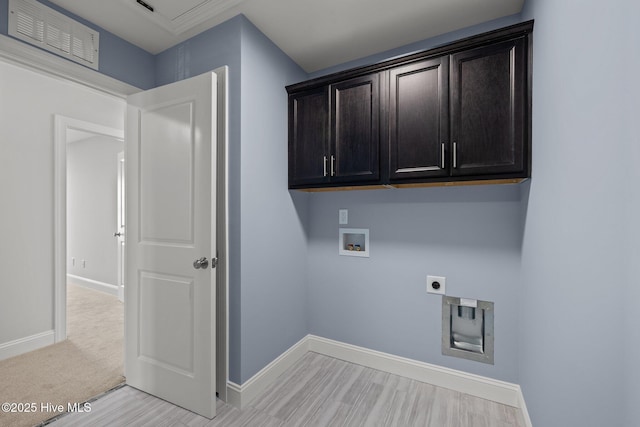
left=47, top=0, right=524, bottom=73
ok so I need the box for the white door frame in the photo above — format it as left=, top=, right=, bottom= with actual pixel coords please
left=214, top=66, right=229, bottom=402
left=53, top=116, right=125, bottom=343
left=116, top=151, right=125, bottom=302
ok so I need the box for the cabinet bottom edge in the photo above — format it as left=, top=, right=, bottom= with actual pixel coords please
left=291, top=178, right=529, bottom=192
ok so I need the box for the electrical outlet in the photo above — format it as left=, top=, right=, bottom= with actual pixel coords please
left=339, top=209, right=348, bottom=225
left=427, top=275, right=446, bottom=295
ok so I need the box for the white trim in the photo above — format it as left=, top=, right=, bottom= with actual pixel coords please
left=214, top=65, right=230, bottom=402
left=0, top=330, right=55, bottom=361
left=226, top=336, right=310, bottom=409
left=0, top=33, right=139, bottom=98
left=225, top=381, right=242, bottom=409
left=307, top=335, right=520, bottom=407
left=227, top=334, right=530, bottom=423
left=67, top=274, right=119, bottom=296
left=517, top=386, right=534, bottom=427
left=54, top=115, right=125, bottom=343
left=116, top=151, right=125, bottom=303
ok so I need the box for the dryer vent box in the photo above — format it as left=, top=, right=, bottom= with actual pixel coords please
left=442, top=296, right=494, bottom=364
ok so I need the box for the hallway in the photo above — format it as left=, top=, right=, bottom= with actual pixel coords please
left=0, top=284, right=123, bottom=427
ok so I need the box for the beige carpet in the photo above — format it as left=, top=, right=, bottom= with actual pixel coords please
left=0, top=284, right=124, bottom=427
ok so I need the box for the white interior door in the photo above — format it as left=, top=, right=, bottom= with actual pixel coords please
left=125, top=72, right=217, bottom=419
left=116, top=151, right=125, bottom=302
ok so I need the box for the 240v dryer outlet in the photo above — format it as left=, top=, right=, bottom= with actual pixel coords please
left=427, top=276, right=446, bottom=295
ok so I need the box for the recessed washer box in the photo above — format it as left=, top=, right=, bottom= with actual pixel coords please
left=339, top=228, right=369, bottom=257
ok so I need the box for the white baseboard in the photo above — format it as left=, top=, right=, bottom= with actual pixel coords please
left=517, top=386, right=534, bottom=427
left=226, top=336, right=309, bottom=409
left=67, top=274, right=118, bottom=296
left=0, top=330, right=55, bottom=361
left=227, top=334, right=531, bottom=425
left=308, top=335, right=520, bottom=407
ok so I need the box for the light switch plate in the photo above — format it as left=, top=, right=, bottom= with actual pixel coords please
left=339, top=209, right=348, bottom=225
left=427, top=275, right=446, bottom=295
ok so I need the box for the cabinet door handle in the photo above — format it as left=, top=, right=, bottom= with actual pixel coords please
left=323, top=156, right=328, bottom=177
left=441, top=143, right=445, bottom=169
left=331, top=155, right=335, bottom=176
left=453, top=142, right=458, bottom=169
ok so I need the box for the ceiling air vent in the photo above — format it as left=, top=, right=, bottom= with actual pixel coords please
left=8, top=0, right=100, bottom=70
left=123, top=0, right=246, bottom=35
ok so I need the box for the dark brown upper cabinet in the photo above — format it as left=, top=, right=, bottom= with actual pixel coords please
left=450, top=38, right=527, bottom=177
left=288, top=74, right=380, bottom=188
left=288, top=86, right=329, bottom=187
left=330, top=74, right=380, bottom=184
left=389, top=57, right=449, bottom=181
left=287, top=20, right=533, bottom=190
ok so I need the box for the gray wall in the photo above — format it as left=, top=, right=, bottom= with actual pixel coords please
left=624, top=21, right=640, bottom=420
left=307, top=186, right=523, bottom=382
left=238, top=18, right=309, bottom=383
left=519, top=0, right=639, bottom=426
left=67, top=136, right=123, bottom=285
left=624, top=83, right=640, bottom=427
left=620, top=6, right=639, bottom=425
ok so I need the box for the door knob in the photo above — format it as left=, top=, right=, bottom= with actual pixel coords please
left=193, top=257, right=208, bottom=269
left=114, top=232, right=123, bottom=237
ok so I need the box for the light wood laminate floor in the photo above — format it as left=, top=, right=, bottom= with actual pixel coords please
left=47, top=352, right=524, bottom=427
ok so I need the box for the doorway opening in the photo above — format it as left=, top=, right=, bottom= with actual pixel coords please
left=52, top=68, right=229, bottom=413
left=65, top=129, right=125, bottom=388
left=54, top=116, right=125, bottom=345
left=66, top=131, right=124, bottom=299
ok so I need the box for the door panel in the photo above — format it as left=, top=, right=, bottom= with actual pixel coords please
left=140, top=102, right=195, bottom=244
left=138, top=272, right=194, bottom=373
left=450, top=38, right=526, bottom=176
left=331, top=74, right=380, bottom=183
left=288, top=87, right=329, bottom=187
left=126, top=72, right=216, bottom=419
left=389, top=57, right=449, bottom=180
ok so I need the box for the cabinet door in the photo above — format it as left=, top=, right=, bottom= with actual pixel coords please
left=389, top=57, right=449, bottom=181
left=330, top=74, right=380, bottom=184
left=288, top=87, right=329, bottom=187
left=450, top=37, right=527, bottom=176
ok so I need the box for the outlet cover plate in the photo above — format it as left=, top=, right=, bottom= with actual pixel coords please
left=339, top=209, right=348, bottom=225
left=427, top=275, right=446, bottom=295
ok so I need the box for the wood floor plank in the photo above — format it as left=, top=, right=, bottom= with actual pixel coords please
left=399, top=380, right=437, bottom=426
left=47, top=353, right=524, bottom=427
left=279, top=362, right=351, bottom=425
left=284, top=398, right=351, bottom=427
